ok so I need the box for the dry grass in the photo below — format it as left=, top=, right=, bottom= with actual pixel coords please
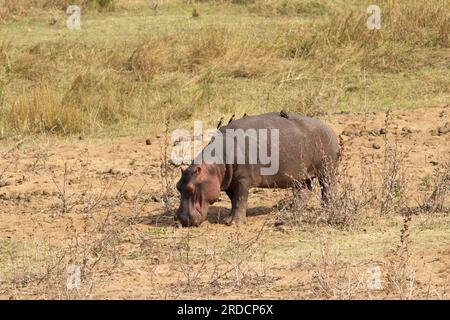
left=1, top=212, right=125, bottom=299
left=306, top=211, right=425, bottom=300
left=0, top=0, right=448, bottom=137
left=309, top=236, right=364, bottom=299
left=379, top=110, right=410, bottom=215
left=0, top=0, right=115, bottom=21
left=417, top=164, right=450, bottom=213
left=384, top=211, right=416, bottom=299
left=0, top=108, right=449, bottom=299
left=0, top=0, right=449, bottom=300
left=129, top=26, right=278, bottom=78
left=273, top=114, right=448, bottom=230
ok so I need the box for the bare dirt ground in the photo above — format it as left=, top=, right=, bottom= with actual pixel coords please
left=0, top=106, right=449, bottom=299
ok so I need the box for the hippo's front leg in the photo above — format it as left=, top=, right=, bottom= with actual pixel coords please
left=225, top=180, right=249, bottom=226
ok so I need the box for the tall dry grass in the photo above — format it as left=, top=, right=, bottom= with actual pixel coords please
left=0, top=0, right=115, bottom=20
left=0, top=0, right=448, bottom=136
left=129, top=26, right=280, bottom=78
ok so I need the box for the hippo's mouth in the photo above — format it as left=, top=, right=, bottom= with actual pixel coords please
left=191, top=192, right=207, bottom=224
left=188, top=202, right=203, bottom=223
left=181, top=207, right=204, bottom=227
left=177, top=191, right=208, bottom=227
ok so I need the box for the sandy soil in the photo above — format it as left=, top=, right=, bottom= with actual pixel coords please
left=0, top=106, right=448, bottom=299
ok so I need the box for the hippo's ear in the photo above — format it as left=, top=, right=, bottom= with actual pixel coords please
left=194, top=166, right=202, bottom=175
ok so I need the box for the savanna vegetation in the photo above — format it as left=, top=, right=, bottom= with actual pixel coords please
left=0, top=0, right=448, bottom=137
left=0, top=0, right=448, bottom=300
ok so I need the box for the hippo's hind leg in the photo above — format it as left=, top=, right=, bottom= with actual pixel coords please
left=318, top=177, right=331, bottom=206
left=224, top=180, right=249, bottom=226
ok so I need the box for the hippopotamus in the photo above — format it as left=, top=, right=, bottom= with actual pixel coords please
left=175, top=112, right=339, bottom=227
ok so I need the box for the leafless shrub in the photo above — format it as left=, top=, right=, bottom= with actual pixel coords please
left=44, top=148, right=131, bottom=216
left=50, top=161, right=76, bottom=214
left=385, top=211, right=416, bottom=299
left=79, top=162, right=129, bottom=215
left=173, top=229, right=206, bottom=292
left=169, top=221, right=271, bottom=297
left=309, top=236, right=363, bottom=299
left=275, top=139, right=374, bottom=229
left=209, top=223, right=269, bottom=289
left=318, top=159, right=365, bottom=227
left=358, top=152, right=378, bottom=208
left=2, top=201, right=133, bottom=299
left=159, top=117, right=178, bottom=216
left=417, top=163, right=449, bottom=213
left=380, top=109, right=410, bottom=215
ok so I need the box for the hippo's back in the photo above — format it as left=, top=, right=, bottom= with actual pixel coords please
left=222, top=112, right=331, bottom=134
left=218, top=112, right=339, bottom=187
left=220, top=112, right=338, bottom=156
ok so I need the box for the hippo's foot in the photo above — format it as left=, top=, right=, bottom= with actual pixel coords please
left=224, top=215, right=247, bottom=226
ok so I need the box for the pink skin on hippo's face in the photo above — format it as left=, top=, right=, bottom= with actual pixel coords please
left=176, top=164, right=221, bottom=227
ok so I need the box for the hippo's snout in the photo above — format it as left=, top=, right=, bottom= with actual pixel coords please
left=176, top=203, right=206, bottom=227
left=176, top=210, right=195, bottom=227
left=175, top=164, right=221, bottom=227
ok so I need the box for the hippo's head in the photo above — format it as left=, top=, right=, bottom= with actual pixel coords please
left=175, top=164, right=222, bottom=227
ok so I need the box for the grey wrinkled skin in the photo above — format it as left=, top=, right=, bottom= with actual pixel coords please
left=176, top=112, right=340, bottom=227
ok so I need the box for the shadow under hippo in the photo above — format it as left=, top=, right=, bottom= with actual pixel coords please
left=206, top=205, right=274, bottom=225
